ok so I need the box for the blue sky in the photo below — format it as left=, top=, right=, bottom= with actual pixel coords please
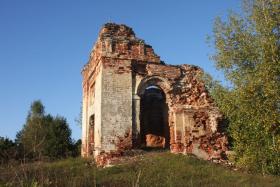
left=0, top=0, right=241, bottom=140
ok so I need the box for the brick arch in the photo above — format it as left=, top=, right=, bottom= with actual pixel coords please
left=136, top=76, right=172, bottom=104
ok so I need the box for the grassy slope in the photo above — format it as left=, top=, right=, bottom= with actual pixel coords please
left=0, top=152, right=279, bottom=187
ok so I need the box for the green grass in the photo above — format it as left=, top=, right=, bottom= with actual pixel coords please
left=0, top=151, right=280, bottom=187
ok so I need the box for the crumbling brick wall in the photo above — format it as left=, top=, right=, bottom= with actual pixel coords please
left=81, top=23, right=228, bottom=165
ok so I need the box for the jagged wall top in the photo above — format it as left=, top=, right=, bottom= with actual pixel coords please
left=99, top=23, right=136, bottom=40
left=83, top=23, right=161, bottom=73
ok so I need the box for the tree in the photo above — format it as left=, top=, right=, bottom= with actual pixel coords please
left=17, top=100, right=47, bottom=159
left=71, top=139, right=82, bottom=157
left=29, top=100, right=45, bottom=118
left=17, top=100, right=74, bottom=160
left=43, top=116, right=73, bottom=158
left=0, top=137, right=17, bottom=164
left=210, top=0, right=280, bottom=175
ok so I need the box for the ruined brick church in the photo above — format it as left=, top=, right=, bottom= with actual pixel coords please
left=81, top=23, right=228, bottom=164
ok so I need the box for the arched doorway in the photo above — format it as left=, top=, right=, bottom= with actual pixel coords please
left=140, top=86, right=169, bottom=149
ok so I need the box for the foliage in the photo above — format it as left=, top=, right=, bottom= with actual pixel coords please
left=0, top=137, right=17, bottom=164
left=209, top=0, right=280, bottom=175
left=1, top=152, right=280, bottom=187
left=43, top=116, right=73, bottom=158
left=16, top=100, right=78, bottom=160
left=71, top=139, right=82, bottom=157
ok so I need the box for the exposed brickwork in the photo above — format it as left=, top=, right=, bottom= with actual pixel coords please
left=81, top=23, right=228, bottom=166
